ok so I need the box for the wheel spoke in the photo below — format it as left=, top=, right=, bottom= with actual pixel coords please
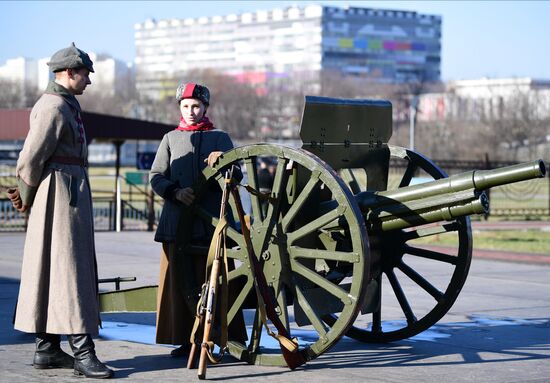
left=291, top=261, right=355, bottom=305
left=289, top=246, right=360, bottom=263
left=281, top=172, right=321, bottom=231
left=371, top=275, right=383, bottom=334
left=225, top=247, right=246, bottom=263
left=224, top=227, right=246, bottom=251
left=276, top=283, right=290, bottom=329
left=386, top=269, right=417, bottom=325
left=244, top=157, right=263, bottom=222
left=227, top=262, right=248, bottom=281
left=286, top=208, right=343, bottom=244
left=399, top=160, right=419, bottom=188
left=398, top=261, right=444, bottom=301
left=248, top=308, right=263, bottom=354
left=294, top=284, right=329, bottom=337
left=228, top=278, right=253, bottom=323
left=340, top=168, right=362, bottom=194
left=263, top=157, right=288, bottom=224
left=405, top=245, right=458, bottom=265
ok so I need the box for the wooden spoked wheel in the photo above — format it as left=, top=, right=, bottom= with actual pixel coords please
left=194, top=143, right=369, bottom=366
left=335, top=145, right=473, bottom=342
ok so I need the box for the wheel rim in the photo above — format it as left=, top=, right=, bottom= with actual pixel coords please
left=328, top=145, right=472, bottom=343
left=195, top=143, right=370, bottom=365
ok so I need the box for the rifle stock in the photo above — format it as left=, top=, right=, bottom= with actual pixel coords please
left=188, top=282, right=208, bottom=369
left=197, top=256, right=222, bottom=379
left=187, top=342, right=198, bottom=369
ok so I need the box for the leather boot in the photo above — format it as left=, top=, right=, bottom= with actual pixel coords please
left=68, top=334, right=114, bottom=379
left=33, top=333, right=74, bottom=369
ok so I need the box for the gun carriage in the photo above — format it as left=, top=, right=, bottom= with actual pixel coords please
left=100, top=96, right=546, bottom=369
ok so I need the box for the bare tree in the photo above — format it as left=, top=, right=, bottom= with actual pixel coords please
left=477, top=86, right=550, bottom=161
left=0, top=79, right=41, bottom=108
left=79, top=62, right=138, bottom=118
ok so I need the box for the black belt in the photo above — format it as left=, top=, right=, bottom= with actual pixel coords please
left=48, top=156, right=88, bottom=167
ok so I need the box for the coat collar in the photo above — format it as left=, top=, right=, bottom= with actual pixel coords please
left=45, top=81, right=82, bottom=113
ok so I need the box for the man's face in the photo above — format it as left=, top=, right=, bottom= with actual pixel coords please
left=68, top=68, right=91, bottom=95
left=179, top=98, right=206, bottom=125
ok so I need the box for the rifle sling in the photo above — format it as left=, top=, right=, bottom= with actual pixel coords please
left=243, top=184, right=277, bottom=203
left=253, top=282, right=299, bottom=353
left=233, top=184, right=300, bottom=355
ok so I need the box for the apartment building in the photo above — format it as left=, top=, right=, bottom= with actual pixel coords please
left=134, top=4, right=442, bottom=99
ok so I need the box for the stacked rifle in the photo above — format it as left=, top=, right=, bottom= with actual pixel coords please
left=187, top=168, right=306, bottom=379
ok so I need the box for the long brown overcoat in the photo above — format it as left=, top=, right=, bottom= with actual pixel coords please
left=14, top=82, right=99, bottom=336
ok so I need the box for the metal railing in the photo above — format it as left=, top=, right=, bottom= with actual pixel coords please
left=1, top=158, right=548, bottom=232
left=0, top=197, right=163, bottom=232
left=0, top=171, right=164, bottom=232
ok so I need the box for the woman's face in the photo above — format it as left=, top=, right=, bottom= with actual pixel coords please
left=179, top=98, right=206, bottom=125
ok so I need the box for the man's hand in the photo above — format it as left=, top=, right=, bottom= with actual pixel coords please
left=174, top=187, right=195, bottom=206
left=204, top=151, right=223, bottom=168
left=7, top=188, right=28, bottom=213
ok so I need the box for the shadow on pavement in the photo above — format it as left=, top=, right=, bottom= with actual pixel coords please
left=105, top=316, right=550, bottom=379
left=106, top=353, right=188, bottom=378
left=308, top=317, right=550, bottom=369
left=3, top=272, right=550, bottom=376
left=0, top=276, right=34, bottom=346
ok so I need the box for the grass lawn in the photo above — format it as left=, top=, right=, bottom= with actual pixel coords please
left=88, top=167, right=150, bottom=198
left=413, top=229, right=550, bottom=254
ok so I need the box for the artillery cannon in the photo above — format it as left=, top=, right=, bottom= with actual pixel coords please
left=100, top=96, right=546, bottom=368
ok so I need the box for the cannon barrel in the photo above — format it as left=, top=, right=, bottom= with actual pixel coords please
left=352, top=159, right=545, bottom=231
left=365, top=190, right=489, bottom=231
left=359, top=159, right=545, bottom=208
left=370, top=193, right=489, bottom=231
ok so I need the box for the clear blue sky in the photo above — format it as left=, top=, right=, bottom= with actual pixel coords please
left=1, top=1, right=549, bottom=81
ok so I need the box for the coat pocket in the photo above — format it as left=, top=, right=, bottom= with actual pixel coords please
left=57, top=170, right=79, bottom=207
left=69, top=174, right=79, bottom=207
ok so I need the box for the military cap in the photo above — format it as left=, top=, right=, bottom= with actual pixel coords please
left=175, top=82, right=210, bottom=106
left=47, top=42, right=94, bottom=73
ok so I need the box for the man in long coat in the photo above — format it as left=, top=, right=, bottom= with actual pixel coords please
left=8, top=43, right=113, bottom=379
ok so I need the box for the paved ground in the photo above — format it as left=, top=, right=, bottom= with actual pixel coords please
left=1, top=228, right=550, bottom=382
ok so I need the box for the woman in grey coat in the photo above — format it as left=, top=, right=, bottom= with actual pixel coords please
left=150, top=82, right=243, bottom=357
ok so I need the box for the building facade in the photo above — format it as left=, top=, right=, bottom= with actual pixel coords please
left=0, top=57, right=38, bottom=88
left=0, top=54, right=132, bottom=98
left=134, top=4, right=442, bottom=99
left=86, top=54, right=135, bottom=98
left=417, top=77, right=550, bottom=122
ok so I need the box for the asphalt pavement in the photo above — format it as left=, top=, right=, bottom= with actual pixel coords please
left=1, top=229, right=549, bottom=383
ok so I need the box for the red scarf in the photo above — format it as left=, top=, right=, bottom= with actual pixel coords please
left=176, top=116, right=215, bottom=131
